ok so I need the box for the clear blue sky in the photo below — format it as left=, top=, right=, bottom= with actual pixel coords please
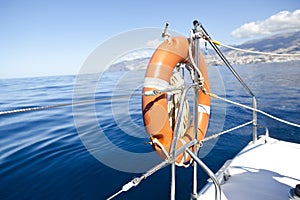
left=1, top=0, right=299, bottom=78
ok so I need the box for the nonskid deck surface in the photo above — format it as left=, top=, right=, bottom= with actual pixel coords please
left=198, top=136, right=300, bottom=200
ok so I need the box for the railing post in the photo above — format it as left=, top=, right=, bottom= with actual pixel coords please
left=169, top=84, right=196, bottom=200
left=186, top=148, right=221, bottom=200
left=192, top=23, right=200, bottom=199
left=252, top=96, right=257, bottom=142
left=171, top=163, right=176, bottom=200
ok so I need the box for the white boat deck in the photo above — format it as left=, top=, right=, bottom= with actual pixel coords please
left=198, top=136, right=300, bottom=200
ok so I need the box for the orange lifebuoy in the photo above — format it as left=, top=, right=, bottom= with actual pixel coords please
left=142, top=36, right=210, bottom=164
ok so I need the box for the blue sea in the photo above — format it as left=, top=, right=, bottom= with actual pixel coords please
left=1, top=61, right=300, bottom=200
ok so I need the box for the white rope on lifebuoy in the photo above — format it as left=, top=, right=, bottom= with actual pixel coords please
left=168, top=71, right=192, bottom=167
left=168, top=71, right=190, bottom=139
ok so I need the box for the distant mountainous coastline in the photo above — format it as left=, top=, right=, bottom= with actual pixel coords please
left=206, top=31, right=300, bottom=65
left=107, top=31, right=300, bottom=71
left=233, top=31, right=300, bottom=53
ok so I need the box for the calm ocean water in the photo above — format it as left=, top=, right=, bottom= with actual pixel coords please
left=0, top=61, right=300, bottom=200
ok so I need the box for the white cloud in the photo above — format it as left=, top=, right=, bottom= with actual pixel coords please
left=146, top=39, right=163, bottom=48
left=112, top=39, right=163, bottom=64
left=113, top=49, right=154, bottom=63
left=231, top=9, right=300, bottom=38
left=121, top=49, right=153, bottom=60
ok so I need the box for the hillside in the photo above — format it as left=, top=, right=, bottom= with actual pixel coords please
left=234, top=31, right=300, bottom=53
left=207, top=31, right=300, bottom=65
left=107, top=31, right=300, bottom=71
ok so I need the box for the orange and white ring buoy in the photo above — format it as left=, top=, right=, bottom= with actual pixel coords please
left=142, top=36, right=210, bottom=164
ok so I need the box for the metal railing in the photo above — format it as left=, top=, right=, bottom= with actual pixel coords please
left=167, top=21, right=259, bottom=200
left=197, top=21, right=258, bottom=143
left=108, top=21, right=259, bottom=200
